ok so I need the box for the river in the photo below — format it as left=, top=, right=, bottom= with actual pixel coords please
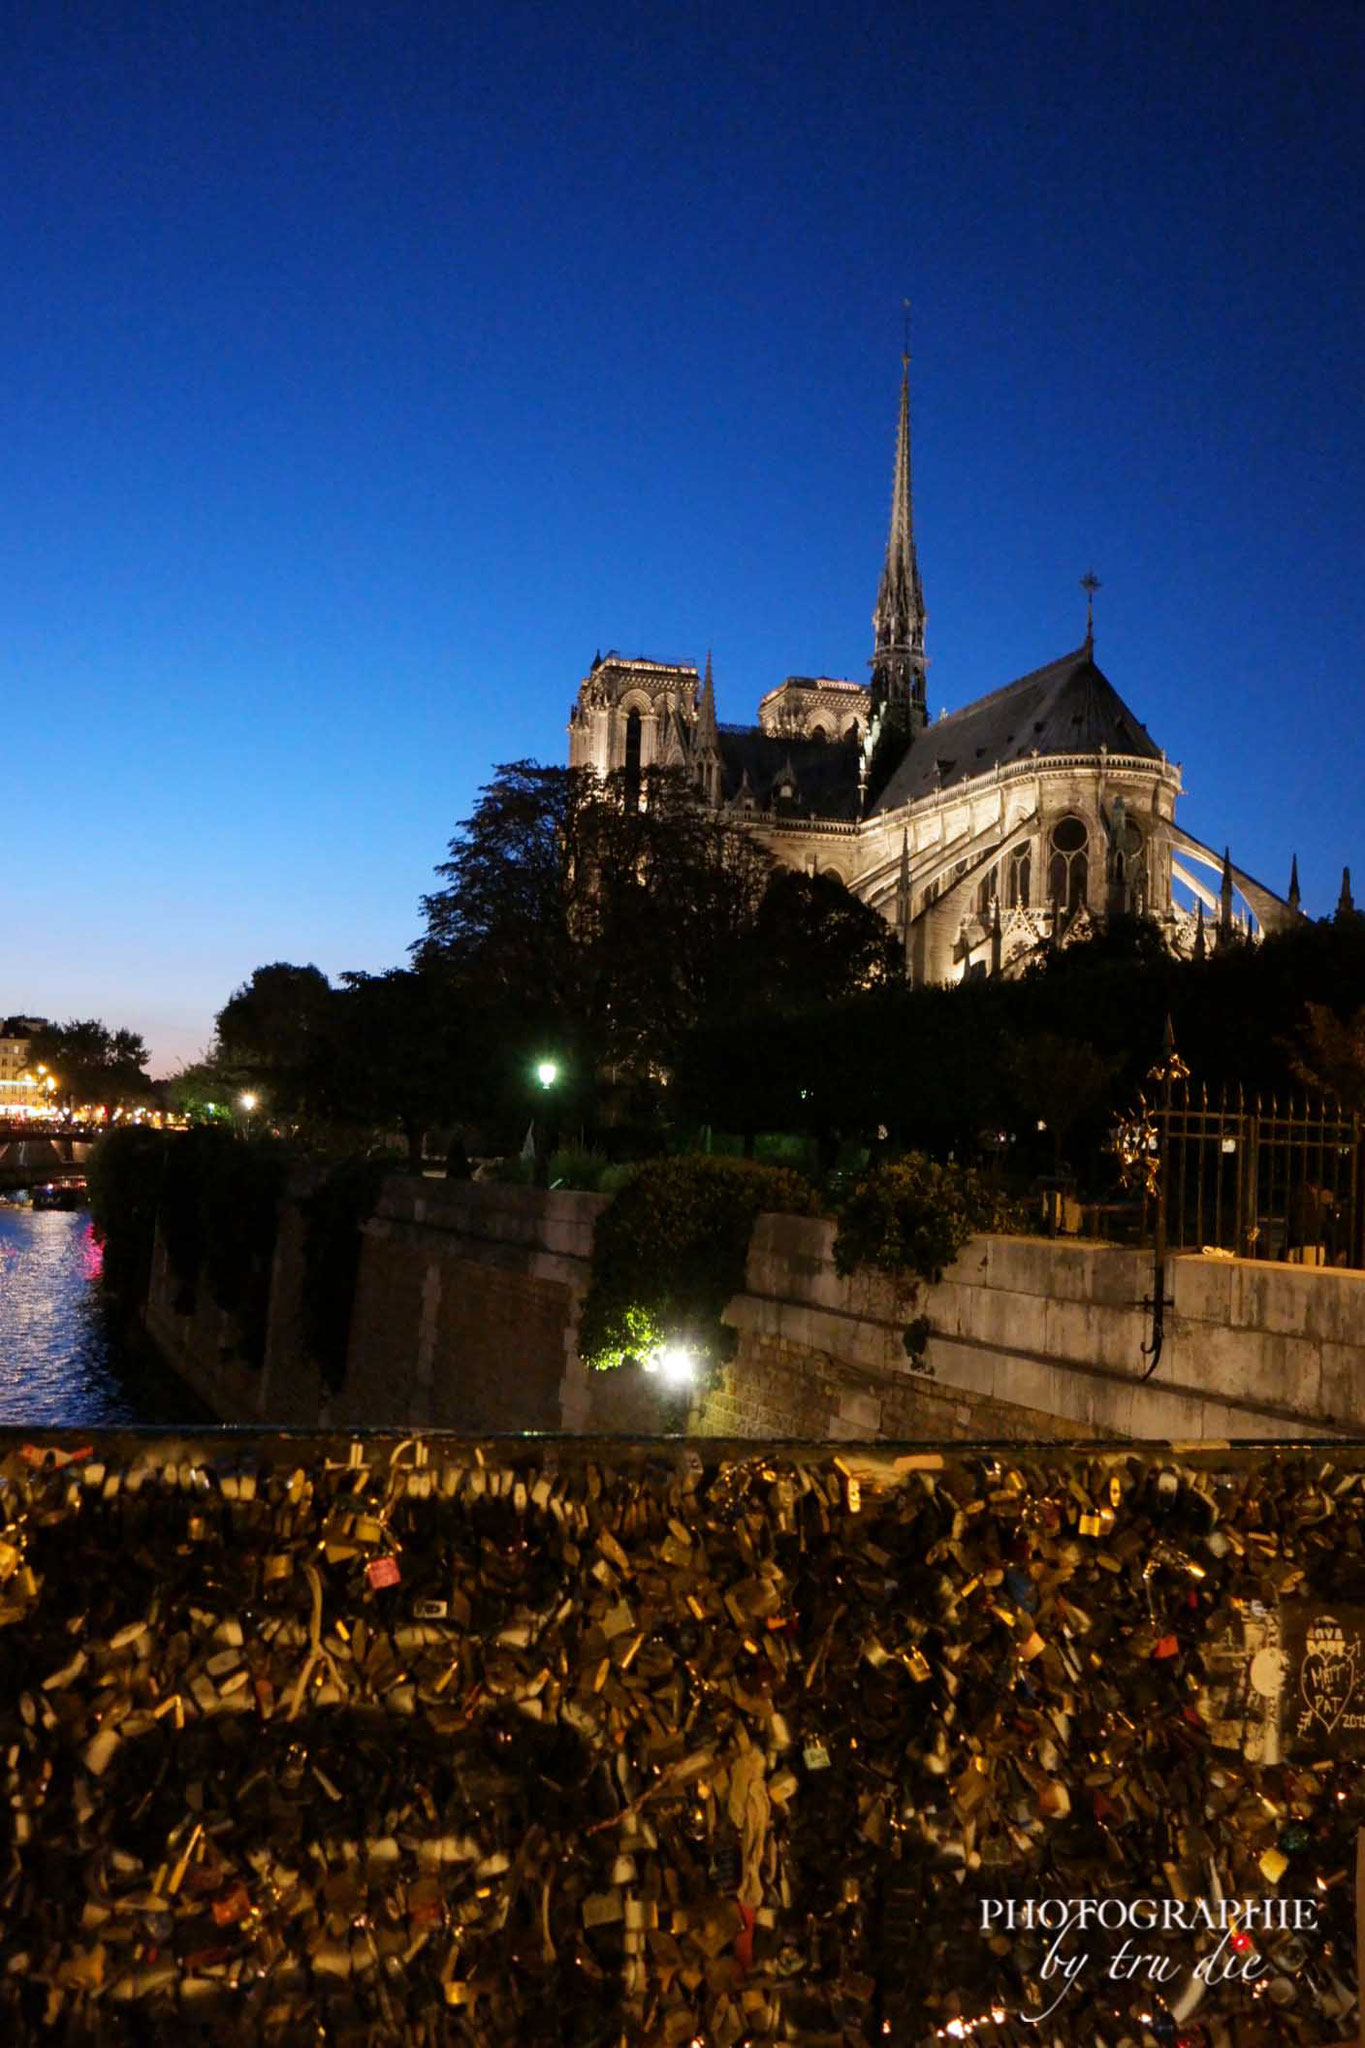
left=0, top=1205, right=213, bottom=1425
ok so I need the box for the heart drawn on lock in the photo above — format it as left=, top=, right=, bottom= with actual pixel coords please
left=1298, top=1616, right=1360, bottom=1738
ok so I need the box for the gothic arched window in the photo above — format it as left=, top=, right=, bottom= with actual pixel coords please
left=1049, top=816, right=1089, bottom=913
left=1006, top=842, right=1031, bottom=907
left=1113, top=817, right=1145, bottom=909
left=976, top=867, right=998, bottom=916
left=623, top=709, right=642, bottom=810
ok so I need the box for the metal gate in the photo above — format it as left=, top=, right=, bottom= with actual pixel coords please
left=1159, top=1078, right=1364, bottom=1266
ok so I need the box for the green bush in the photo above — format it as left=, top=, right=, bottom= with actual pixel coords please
left=831, top=1154, right=1013, bottom=1283
left=88, top=1126, right=296, bottom=1369
left=300, top=1154, right=403, bottom=1393
left=156, top=1128, right=295, bottom=1367
left=487, top=1153, right=534, bottom=1185
left=597, top=1162, right=637, bottom=1197
left=158, top=1126, right=219, bottom=1313
left=579, top=1156, right=819, bottom=1379
left=200, top=1137, right=294, bottom=1366
left=547, top=1144, right=611, bottom=1191
left=86, top=1127, right=169, bottom=1305
left=832, top=1154, right=1025, bottom=1371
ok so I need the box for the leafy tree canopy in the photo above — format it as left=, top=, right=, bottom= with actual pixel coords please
left=741, top=869, right=902, bottom=1011
left=159, top=1051, right=254, bottom=1121
left=1006, top=1032, right=1121, bottom=1171
left=1287, top=1000, right=1365, bottom=1111
left=328, top=966, right=474, bottom=1165
left=215, top=962, right=336, bottom=1117
left=24, top=1019, right=152, bottom=1110
left=416, top=762, right=775, bottom=1081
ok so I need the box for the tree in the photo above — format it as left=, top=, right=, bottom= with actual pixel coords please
left=24, top=1019, right=152, bottom=1112
left=159, top=1052, right=252, bottom=1122
left=214, top=963, right=337, bottom=1119
left=1005, top=1032, right=1121, bottom=1175
left=1025, top=912, right=1172, bottom=976
left=416, top=762, right=774, bottom=1102
left=1287, top=1001, right=1365, bottom=1111
left=583, top=768, right=773, bottom=1066
left=742, top=869, right=902, bottom=1009
left=670, top=878, right=902, bottom=1164
left=328, top=966, right=472, bottom=1167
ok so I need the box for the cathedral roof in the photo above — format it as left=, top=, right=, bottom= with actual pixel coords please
left=716, top=726, right=861, bottom=821
left=871, top=647, right=1163, bottom=813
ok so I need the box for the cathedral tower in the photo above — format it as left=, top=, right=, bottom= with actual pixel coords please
left=568, top=652, right=701, bottom=791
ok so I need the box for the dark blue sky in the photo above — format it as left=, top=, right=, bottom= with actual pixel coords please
left=3, top=0, right=1362, bottom=1069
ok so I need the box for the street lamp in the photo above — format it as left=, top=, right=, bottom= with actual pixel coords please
left=531, top=1059, right=561, bottom=1185
left=655, top=1342, right=697, bottom=1389
left=238, top=1091, right=258, bottom=1138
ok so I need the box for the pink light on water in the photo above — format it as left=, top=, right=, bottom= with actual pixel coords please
left=81, top=1224, right=104, bottom=1282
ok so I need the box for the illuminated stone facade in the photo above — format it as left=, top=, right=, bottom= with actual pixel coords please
left=568, top=364, right=1296, bottom=984
left=0, top=1035, right=43, bottom=1118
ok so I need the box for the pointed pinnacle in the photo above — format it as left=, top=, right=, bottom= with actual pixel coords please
left=875, top=351, right=924, bottom=640
left=696, top=651, right=718, bottom=749
left=1080, top=569, right=1101, bottom=652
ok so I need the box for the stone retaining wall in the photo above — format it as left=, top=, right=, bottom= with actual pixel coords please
left=145, top=1179, right=1365, bottom=1437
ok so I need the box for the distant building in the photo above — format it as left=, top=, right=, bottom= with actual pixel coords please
left=0, top=1034, right=44, bottom=1118
left=568, top=357, right=1297, bottom=983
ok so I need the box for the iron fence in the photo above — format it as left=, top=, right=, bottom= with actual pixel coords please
left=1157, top=1078, right=1364, bottom=1267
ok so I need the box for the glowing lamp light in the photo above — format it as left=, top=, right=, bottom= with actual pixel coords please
left=239, top=1092, right=258, bottom=1113
left=535, top=1060, right=559, bottom=1089
left=656, top=1343, right=696, bottom=1389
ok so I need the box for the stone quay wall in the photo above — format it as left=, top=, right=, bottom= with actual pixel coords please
left=144, top=1179, right=1365, bottom=1437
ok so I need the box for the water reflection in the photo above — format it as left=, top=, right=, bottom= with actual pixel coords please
left=0, top=1206, right=212, bottom=1425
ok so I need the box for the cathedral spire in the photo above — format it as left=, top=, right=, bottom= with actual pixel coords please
left=1337, top=866, right=1355, bottom=920
left=1219, top=848, right=1234, bottom=940
left=694, top=651, right=721, bottom=806
left=1288, top=854, right=1301, bottom=915
left=868, top=321, right=928, bottom=780
left=1193, top=900, right=1206, bottom=961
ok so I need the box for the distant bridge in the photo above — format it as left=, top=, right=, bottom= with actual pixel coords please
left=0, top=1137, right=94, bottom=1194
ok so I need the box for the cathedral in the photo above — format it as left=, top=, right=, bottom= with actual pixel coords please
left=568, top=356, right=1297, bottom=983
